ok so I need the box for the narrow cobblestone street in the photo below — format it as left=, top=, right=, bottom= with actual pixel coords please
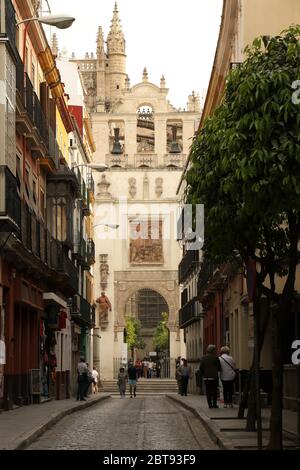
left=27, top=397, right=218, bottom=450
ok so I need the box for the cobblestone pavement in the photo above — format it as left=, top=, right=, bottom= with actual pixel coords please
left=28, top=397, right=218, bottom=450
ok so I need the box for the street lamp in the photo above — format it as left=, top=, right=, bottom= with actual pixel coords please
left=17, top=14, right=75, bottom=29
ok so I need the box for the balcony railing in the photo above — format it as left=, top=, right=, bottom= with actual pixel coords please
left=0, top=166, right=21, bottom=233
left=164, top=154, right=186, bottom=168
left=15, top=49, right=24, bottom=102
left=71, top=294, right=93, bottom=325
left=105, top=153, right=127, bottom=168
left=179, top=297, right=201, bottom=328
left=178, top=249, right=199, bottom=284
left=47, top=127, right=59, bottom=169
left=0, top=0, right=17, bottom=56
left=49, top=237, right=78, bottom=292
left=23, top=73, right=48, bottom=149
left=135, top=153, right=158, bottom=168
left=197, top=259, right=221, bottom=300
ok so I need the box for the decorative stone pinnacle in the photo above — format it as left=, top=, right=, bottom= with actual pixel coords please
left=143, top=67, right=148, bottom=82
left=160, top=74, right=166, bottom=88
left=107, top=2, right=125, bottom=53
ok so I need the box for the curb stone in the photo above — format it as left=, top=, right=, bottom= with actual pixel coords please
left=166, top=394, right=234, bottom=450
left=10, top=394, right=111, bottom=450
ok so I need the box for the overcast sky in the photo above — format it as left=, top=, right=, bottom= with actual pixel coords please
left=47, top=0, right=223, bottom=109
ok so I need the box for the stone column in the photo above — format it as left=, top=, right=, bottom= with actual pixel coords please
left=182, top=119, right=195, bottom=155
left=124, top=119, right=137, bottom=165
left=154, top=118, right=167, bottom=161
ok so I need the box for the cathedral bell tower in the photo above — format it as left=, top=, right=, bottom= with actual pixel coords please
left=96, top=26, right=106, bottom=112
left=106, top=2, right=127, bottom=106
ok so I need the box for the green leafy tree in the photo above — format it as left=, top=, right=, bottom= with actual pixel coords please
left=186, top=26, right=300, bottom=449
left=153, top=312, right=169, bottom=351
left=125, top=316, right=145, bottom=359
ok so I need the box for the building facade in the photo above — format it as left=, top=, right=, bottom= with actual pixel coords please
left=177, top=0, right=300, bottom=406
left=0, top=0, right=95, bottom=408
left=71, top=4, right=200, bottom=379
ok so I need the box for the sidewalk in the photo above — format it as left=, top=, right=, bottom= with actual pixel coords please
left=167, top=394, right=300, bottom=450
left=0, top=393, right=110, bottom=450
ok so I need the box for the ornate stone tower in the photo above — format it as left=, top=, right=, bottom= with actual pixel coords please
left=106, top=2, right=127, bottom=106
left=96, top=26, right=106, bottom=112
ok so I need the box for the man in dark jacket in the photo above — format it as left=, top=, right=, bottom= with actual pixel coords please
left=200, top=345, right=221, bottom=408
left=128, top=360, right=138, bottom=397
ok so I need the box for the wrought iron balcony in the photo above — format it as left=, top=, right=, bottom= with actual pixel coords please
left=49, top=237, right=78, bottom=293
left=15, top=49, right=24, bottom=103
left=197, top=259, right=226, bottom=301
left=40, top=127, right=59, bottom=172
left=178, top=249, right=200, bottom=284
left=71, top=294, right=93, bottom=325
left=0, top=0, right=17, bottom=57
left=16, top=73, right=48, bottom=155
left=179, top=297, right=201, bottom=328
left=0, top=166, right=21, bottom=233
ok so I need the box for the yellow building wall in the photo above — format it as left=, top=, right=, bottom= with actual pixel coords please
left=243, top=0, right=300, bottom=49
left=56, top=109, right=70, bottom=166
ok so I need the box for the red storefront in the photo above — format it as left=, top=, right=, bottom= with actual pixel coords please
left=2, top=262, right=42, bottom=408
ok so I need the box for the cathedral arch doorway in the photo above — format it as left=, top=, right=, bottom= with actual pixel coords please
left=124, top=288, right=171, bottom=377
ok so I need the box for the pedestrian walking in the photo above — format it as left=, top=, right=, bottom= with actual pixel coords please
left=219, top=346, right=237, bottom=408
left=156, top=360, right=161, bottom=378
left=199, top=345, right=221, bottom=408
left=175, top=359, right=183, bottom=394
left=178, top=359, right=192, bottom=396
left=143, top=358, right=149, bottom=378
left=92, top=367, right=99, bottom=394
left=84, top=363, right=93, bottom=397
left=128, top=360, right=138, bottom=397
left=117, top=367, right=128, bottom=398
left=135, top=358, right=142, bottom=378
left=76, top=356, right=88, bottom=401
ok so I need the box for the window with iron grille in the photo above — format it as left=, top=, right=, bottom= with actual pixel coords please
left=5, top=50, right=16, bottom=170
left=125, top=289, right=169, bottom=329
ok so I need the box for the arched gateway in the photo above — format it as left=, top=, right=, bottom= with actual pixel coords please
left=124, top=288, right=170, bottom=376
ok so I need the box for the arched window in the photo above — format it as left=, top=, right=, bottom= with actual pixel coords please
left=166, top=119, right=183, bottom=154
left=125, top=288, right=168, bottom=329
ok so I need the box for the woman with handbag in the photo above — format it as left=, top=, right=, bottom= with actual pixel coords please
left=219, top=346, right=237, bottom=408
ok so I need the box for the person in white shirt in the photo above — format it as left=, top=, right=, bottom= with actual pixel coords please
left=219, top=346, right=237, bottom=408
left=92, top=367, right=99, bottom=394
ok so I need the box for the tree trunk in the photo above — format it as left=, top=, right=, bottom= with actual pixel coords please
left=238, top=296, right=270, bottom=419
left=267, top=305, right=284, bottom=449
left=246, top=368, right=257, bottom=430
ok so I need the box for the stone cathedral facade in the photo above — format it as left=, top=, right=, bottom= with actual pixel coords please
left=71, top=3, right=201, bottom=379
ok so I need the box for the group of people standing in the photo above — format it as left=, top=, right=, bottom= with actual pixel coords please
left=200, top=345, right=237, bottom=408
left=175, top=345, right=237, bottom=408
left=134, top=358, right=161, bottom=378
left=76, top=357, right=100, bottom=401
